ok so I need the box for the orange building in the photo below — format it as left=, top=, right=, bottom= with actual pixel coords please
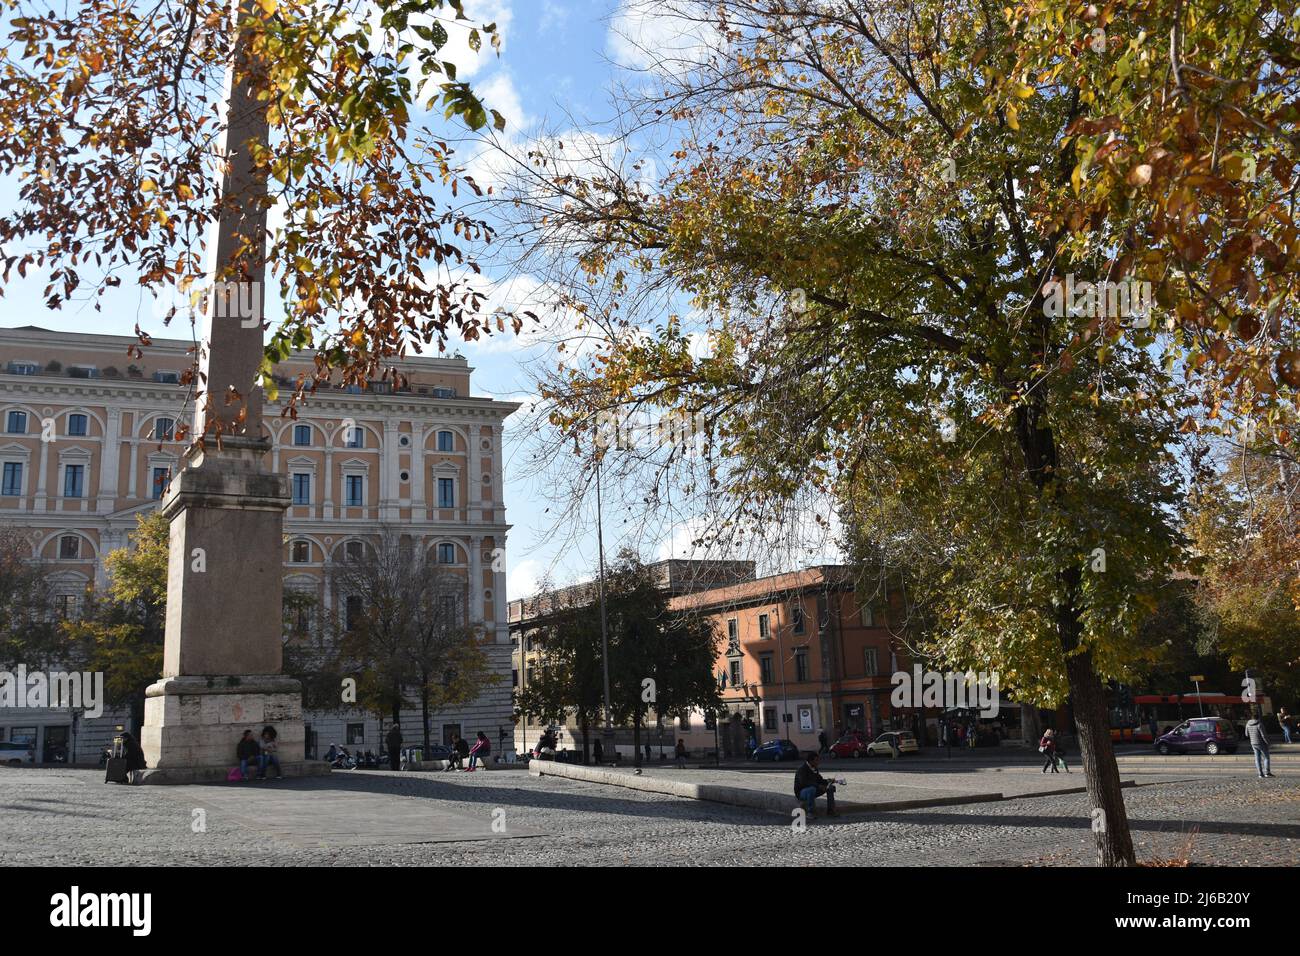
left=670, top=566, right=913, bottom=756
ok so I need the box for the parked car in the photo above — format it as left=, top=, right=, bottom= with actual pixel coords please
left=0, top=742, right=34, bottom=766
left=828, top=733, right=870, bottom=758
left=1156, top=717, right=1239, bottom=755
left=865, top=731, right=920, bottom=757
left=750, top=739, right=801, bottom=761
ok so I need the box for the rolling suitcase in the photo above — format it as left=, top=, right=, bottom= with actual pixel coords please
left=104, top=734, right=129, bottom=784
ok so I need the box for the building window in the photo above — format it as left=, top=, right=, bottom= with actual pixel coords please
left=67, top=414, right=88, bottom=436
left=154, top=417, right=174, bottom=441
left=59, top=535, right=80, bottom=559
left=6, top=361, right=37, bottom=375
left=345, top=425, right=364, bottom=448
left=291, top=540, right=310, bottom=563
left=291, top=473, right=311, bottom=505
left=440, top=593, right=459, bottom=623
left=6, top=410, right=26, bottom=434
left=293, top=424, right=312, bottom=446
left=63, top=464, right=84, bottom=498
left=432, top=386, right=455, bottom=398
left=56, top=594, right=79, bottom=619
left=512, top=669, right=519, bottom=688
left=763, top=706, right=778, bottom=732
left=67, top=365, right=99, bottom=379
left=791, top=603, right=805, bottom=634
left=345, top=474, right=364, bottom=507
left=346, top=723, right=365, bottom=745
left=864, top=648, right=878, bottom=677
left=679, top=713, right=692, bottom=732
left=437, top=477, right=454, bottom=508
left=728, top=659, right=742, bottom=687
left=1, top=462, right=22, bottom=496
left=152, top=370, right=180, bottom=384
left=437, top=542, right=455, bottom=564
left=151, top=466, right=171, bottom=500
left=345, top=541, right=364, bottom=562
left=726, top=618, right=739, bottom=654
left=759, top=653, right=774, bottom=684
left=758, top=613, right=770, bottom=640
left=345, top=595, right=363, bottom=630
left=437, top=430, right=454, bottom=452
left=794, top=648, right=809, bottom=682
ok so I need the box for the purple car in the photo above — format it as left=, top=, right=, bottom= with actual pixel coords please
left=1156, top=717, right=1239, bottom=755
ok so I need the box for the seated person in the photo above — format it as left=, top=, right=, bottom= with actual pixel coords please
left=793, top=752, right=836, bottom=818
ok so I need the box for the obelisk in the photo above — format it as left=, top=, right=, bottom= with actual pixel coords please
left=139, top=0, right=323, bottom=781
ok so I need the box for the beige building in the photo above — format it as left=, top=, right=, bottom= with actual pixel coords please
left=0, top=325, right=518, bottom=762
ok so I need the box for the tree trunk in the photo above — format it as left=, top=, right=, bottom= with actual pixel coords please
left=579, top=714, right=590, bottom=765
left=632, top=714, right=642, bottom=769
left=1064, top=644, right=1135, bottom=866
left=1017, top=404, right=1136, bottom=866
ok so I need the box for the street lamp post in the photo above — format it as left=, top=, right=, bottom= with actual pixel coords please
left=595, top=458, right=615, bottom=762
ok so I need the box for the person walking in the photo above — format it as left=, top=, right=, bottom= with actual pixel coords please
left=1054, top=734, right=1071, bottom=773
left=1039, top=728, right=1058, bottom=773
left=386, top=724, right=403, bottom=771
left=468, top=731, right=491, bottom=771
left=818, top=730, right=829, bottom=755
left=1246, top=716, right=1274, bottom=778
left=592, top=737, right=604, bottom=765
left=793, top=752, right=836, bottom=818
left=236, top=730, right=261, bottom=781
left=675, top=738, right=688, bottom=768
left=1278, top=708, right=1293, bottom=745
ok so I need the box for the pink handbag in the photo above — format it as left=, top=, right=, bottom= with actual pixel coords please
left=227, top=767, right=244, bottom=782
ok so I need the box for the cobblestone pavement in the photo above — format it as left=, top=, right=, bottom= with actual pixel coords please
left=1, top=767, right=1296, bottom=866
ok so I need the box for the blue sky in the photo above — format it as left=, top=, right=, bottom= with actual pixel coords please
left=0, top=0, right=711, bottom=599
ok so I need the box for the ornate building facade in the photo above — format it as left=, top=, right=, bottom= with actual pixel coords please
left=0, top=325, right=518, bottom=763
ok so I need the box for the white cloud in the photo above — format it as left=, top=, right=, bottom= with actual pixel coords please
left=607, top=0, right=726, bottom=75
left=507, top=557, right=544, bottom=600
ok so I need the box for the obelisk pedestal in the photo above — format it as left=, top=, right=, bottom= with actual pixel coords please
left=139, top=438, right=325, bottom=782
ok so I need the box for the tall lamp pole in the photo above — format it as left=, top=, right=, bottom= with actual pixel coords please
left=595, top=456, right=615, bottom=760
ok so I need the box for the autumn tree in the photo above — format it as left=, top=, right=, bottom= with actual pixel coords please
left=63, top=512, right=169, bottom=731
left=995, top=0, right=1300, bottom=421
left=0, top=529, right=59, bottom=669
left=491, top=0, right=1236, bottom=864
left=329, top=531, right=499, bottom=750
left=0, top=0, right=515, bottom=433
left=1189, top=436, right=1300, bottom=704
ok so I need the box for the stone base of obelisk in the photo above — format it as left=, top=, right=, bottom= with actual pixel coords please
left=138, top=436, right=326, bottom=783
left=138, top=675, right=329, bottom=783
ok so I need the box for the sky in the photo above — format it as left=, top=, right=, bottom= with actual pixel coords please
left=0, top=1, right=766, bottom=600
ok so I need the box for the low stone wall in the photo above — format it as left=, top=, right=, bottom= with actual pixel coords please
left=527, top=760, right=1007, bottom=814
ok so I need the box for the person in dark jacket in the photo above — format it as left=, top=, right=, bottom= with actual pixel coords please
left=675, top=739, right=688, bottom=768
left=120, top=731, right=146, bottom=784
left=1246, top=717, right=1273, bottom=778
left=386, top=724, right=403, bottom=771
left=592, top=737, right=604, bottom=765
left=793, top=752, right=836, bottom=817
left=236, top=730, right=261, bottom=781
